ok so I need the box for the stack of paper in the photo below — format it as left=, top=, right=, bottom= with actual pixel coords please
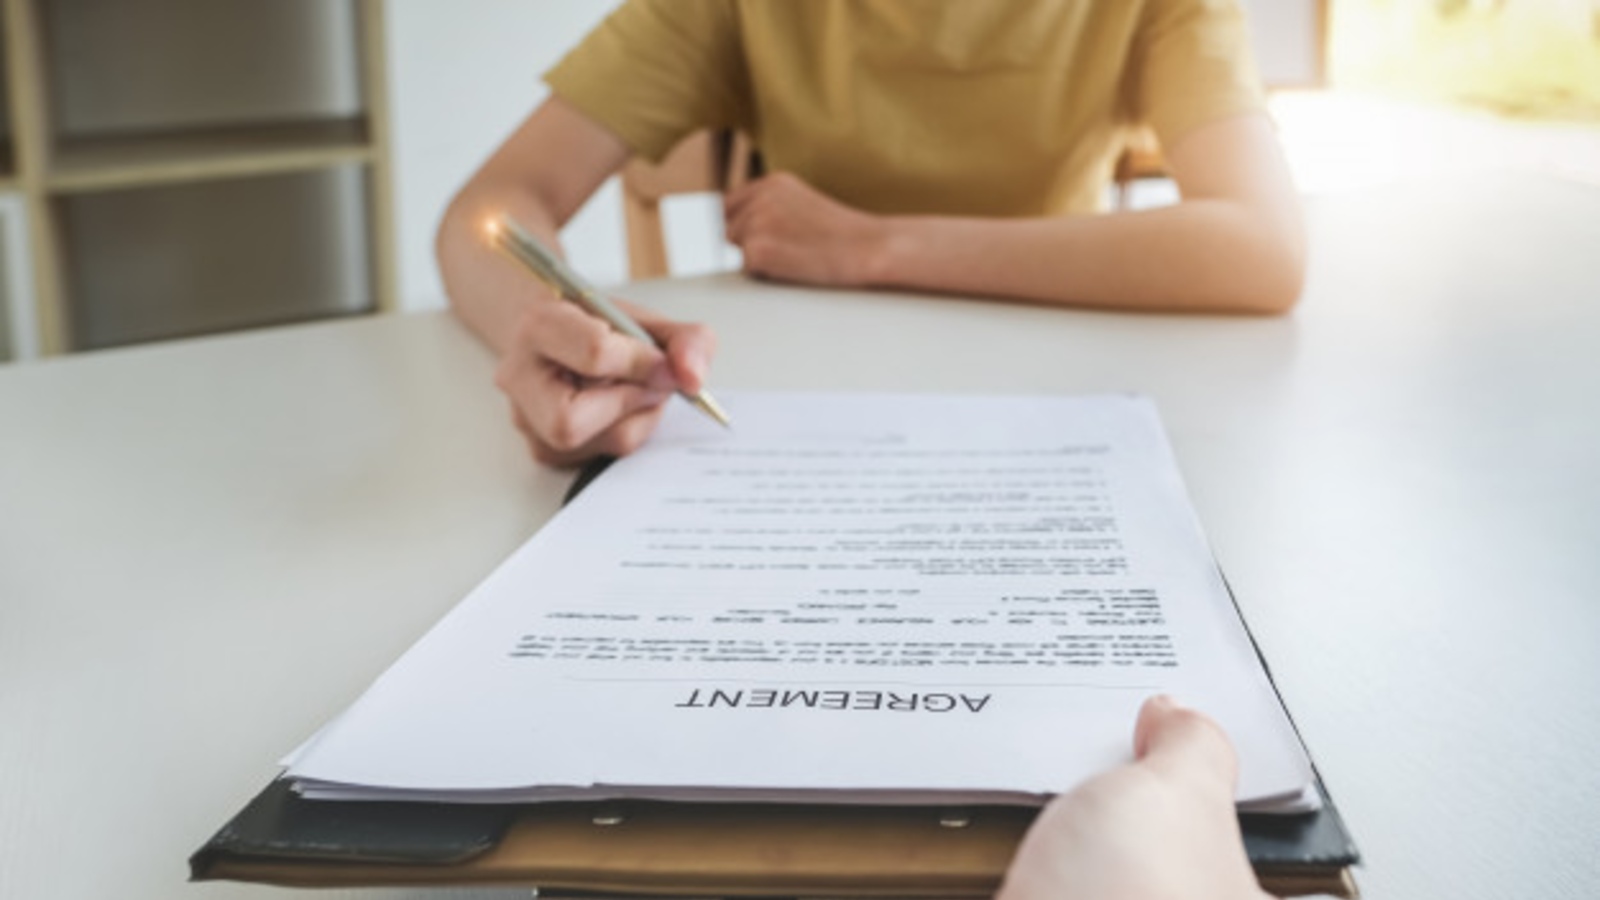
left=285, top=393, right=1316, bottom=813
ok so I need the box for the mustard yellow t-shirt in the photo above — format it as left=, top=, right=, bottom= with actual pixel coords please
left=546, top=0, right=1263, bottom=216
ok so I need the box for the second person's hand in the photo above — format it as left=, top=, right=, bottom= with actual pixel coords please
left=494, top=294, right=716, bottom=467
left=998, top=696, right=1273, bottom=900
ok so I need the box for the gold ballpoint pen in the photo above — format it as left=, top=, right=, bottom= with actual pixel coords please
left=487, top=214, right=731, bottom=429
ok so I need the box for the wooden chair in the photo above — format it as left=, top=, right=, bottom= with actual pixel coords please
left=1112, top=127, right=1169, bottom=209
left=620, top=130, right=755, bottom=280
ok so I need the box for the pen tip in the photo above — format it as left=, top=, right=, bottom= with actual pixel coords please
left=692, top=392, right=733, bottom=429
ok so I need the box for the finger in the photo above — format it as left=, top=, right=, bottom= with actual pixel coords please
left=495, top=349, right=559, bottom=440
left=526, top=300, right=667, bottom=385
left=1132, top=695, right=1239, bottom=793
left=590, top=403, right=670, bottom=458
left=529, top=371, right=672, bottom=457
left=530, top=395, right=671, bottom=467
left=499, top=344, right=663, bottom=455
left=741, top=236, right=778, bottom=278
left=527, top=437, right=601, bottom=470
left=660, top=323, right=717, bottom=394
left=742, top=236, right=807, bottom=283
left=616, top=303, right=717, bottom=394
left=724, top=181, right=776, bottom=246
left=508, top=402, right=545, bottom=460
left=724, top=199, right=758, bottom=247
left=722, top=180, right=760, bottom=220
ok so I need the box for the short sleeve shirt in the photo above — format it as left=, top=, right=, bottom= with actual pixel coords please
left=546, top=0, right=1264, bottom=216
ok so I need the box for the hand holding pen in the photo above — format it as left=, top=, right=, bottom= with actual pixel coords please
left=485, top=215, right=726, bottom=467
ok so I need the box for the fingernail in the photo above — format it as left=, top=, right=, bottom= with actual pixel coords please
left=1148, top=694, right=1175, bottom=712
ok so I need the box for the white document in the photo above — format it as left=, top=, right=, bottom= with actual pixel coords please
left=286, top=393, right=1315, bottom=812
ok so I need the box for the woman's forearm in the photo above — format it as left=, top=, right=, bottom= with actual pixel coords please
left=435, top=97, right=633, bottom=356
left=437, top=182, right=565, bottom=356
left=869, top=196, right=1306, bottom=315
left=724, top=115, right=1306, bottom=315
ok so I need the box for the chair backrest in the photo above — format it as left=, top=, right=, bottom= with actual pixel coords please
left=620, top=130, right=754, bottom=280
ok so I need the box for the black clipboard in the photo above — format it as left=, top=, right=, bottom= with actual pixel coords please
left=192, top=456, right=1359, bottom=896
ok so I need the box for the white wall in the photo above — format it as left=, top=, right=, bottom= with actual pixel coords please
left=1241, top=0, right=1324, bottom=87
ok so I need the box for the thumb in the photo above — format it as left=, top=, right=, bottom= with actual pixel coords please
left=1133, top=695, right=1239, bottom=795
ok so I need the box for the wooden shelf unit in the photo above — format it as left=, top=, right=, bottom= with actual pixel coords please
left=0, top=0, right=396, bottom=360
left=0, top=208, right=10, bottom=361
left=48, top=120, right=376, bottom=193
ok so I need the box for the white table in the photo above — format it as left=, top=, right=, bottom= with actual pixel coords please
left=3, top=172, right=1598, bottom=899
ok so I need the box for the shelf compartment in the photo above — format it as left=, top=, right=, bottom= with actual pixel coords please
left=43, top=0, right=363, bottom=128
left=47, top=119, right=372, bottom=193
left=0, top=195, right=27, bottom=363
left=0, top=237, right=10, bottom=362
left=60, top=165, right=373, bottom=350
left=40, top=0, right=367, bottom=191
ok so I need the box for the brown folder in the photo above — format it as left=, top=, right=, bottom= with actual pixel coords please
left=192, top=779, right=1357, bottom=897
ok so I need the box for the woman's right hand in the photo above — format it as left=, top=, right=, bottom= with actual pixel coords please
left=493, top=294, right=716, bottom=467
